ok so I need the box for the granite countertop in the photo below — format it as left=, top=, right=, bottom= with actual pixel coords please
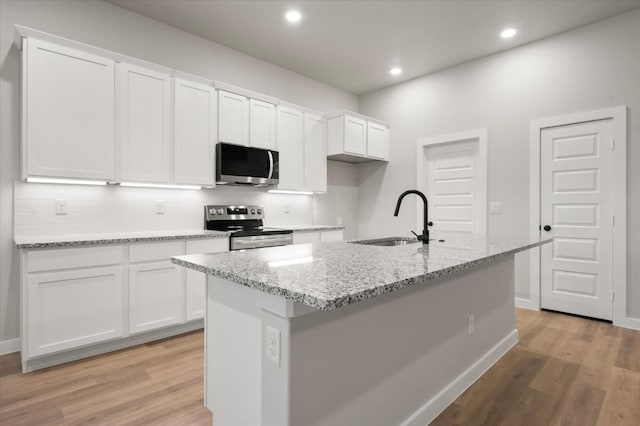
left=271, top=225, right=345, bottom=233
left=15, top=229, right=229, bottom=249
left=172, top=233, right=551, bottom=311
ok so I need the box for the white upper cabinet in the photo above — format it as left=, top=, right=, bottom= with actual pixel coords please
left=276, top=106, right=305, bottom=191
left=327, top=111, right=390, bottom=163
left=366, top=121, right=390, bottom=160
left=24, top=38, right=115, bottom=180
left=343, top=115, right=367, bottom=155
left=174, top=78, right=217, bottom=186
left=249, top=99, right=277, bottom=150
left=117, top=63, right=172, bottom=183
left=304, top=113, right=327, bottom=193
left=218, top=90, right=249, bottom=145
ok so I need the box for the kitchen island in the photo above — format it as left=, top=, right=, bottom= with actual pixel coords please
left=172, top=233, right=550, bottom=426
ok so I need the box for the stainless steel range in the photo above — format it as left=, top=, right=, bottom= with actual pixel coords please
left=205, top=205, right=293, bottom=251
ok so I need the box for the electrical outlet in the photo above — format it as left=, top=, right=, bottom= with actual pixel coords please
left=55, top=199, right=68, bottom=215
left=284, top=204, right=290, bottom=214
left=489, top=202, right=503, bottom=214
left=266, top=326, right=281, bottom=366
left=155, top=200, right=165, bottom=215
left=468, top=314, right=475, bottom=335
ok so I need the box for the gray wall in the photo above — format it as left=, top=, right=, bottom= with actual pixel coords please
left=358, top=10, right=640, bottom=319
left=0, top=0, right=358, bottom=344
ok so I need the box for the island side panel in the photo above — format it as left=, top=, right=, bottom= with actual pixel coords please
left=206, top=277, right=263, bottom=426
left=287, top=256, right=517, bottom=426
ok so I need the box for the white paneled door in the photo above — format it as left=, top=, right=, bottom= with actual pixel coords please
left=425, top=141, right=482, bottom=233
left=540, top=120, right=613, bottom=320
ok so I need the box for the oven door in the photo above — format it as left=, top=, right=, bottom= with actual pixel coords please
left=230, top=234, right=293, bottom=251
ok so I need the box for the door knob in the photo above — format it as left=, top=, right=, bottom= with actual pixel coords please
left=543, top=225, right=552, bottom=232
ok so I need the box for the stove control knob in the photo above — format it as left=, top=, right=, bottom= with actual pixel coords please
left=209, top=208, right=216, bottom=215
left=250, top=209, right=256, bottom=214
left=217, top=208, right=224, bottom=215
left=257, top=209, right=262, bottom=215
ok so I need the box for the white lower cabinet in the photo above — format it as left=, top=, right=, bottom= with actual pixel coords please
left=185, top=239, right=228, bottom=320
left=27, top=266, right=124, bottom=357
left=21, top=237, right=229, bottom=370
left=321, top=230, right=344, bottom=243
left=292, top=230, right=344, bottom=245
left=128, top=261, right=185, bottom=334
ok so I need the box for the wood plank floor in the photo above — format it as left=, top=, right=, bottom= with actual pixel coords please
left=0, top=309, right=638, bottom=425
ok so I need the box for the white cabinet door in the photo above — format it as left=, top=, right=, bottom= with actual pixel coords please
left=25, top=39, right=115, bottom=180
left=293, top=232, right=320, bottom=245
left=128, top=261, right=185, bottom=334
left=185, top=239, right=228, bottom=321
left=249, top=99, right=277, bottom=150
left=304, top=113, right=327, bottom=193
left=117, top=63, right=171, bottom=183
left=366, top=122, right=389, bottom=160
left=174, top=78, right=217, bottom=186
left=276, top=106, right=304, bottom=190
left=343, top=114, right=367, bottom=156
left=218, top=90, right=249, bottom=146
left=27, top=266, right=124, bottom=357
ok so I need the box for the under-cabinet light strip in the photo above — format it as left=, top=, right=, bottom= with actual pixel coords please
left=268, top=190, right=314, bottom=195
left=120, top=182, right=201, bottom=190
left=26, top=177, right=108, bottom=186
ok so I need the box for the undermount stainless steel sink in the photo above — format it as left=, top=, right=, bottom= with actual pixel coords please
left=350, top=237, right=422, bottom=247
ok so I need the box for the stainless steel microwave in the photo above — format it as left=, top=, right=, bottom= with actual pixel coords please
left=216, top=143, right=279, bottom=186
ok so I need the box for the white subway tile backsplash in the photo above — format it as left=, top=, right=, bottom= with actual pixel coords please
left=13, top=182, right=314, bottom=238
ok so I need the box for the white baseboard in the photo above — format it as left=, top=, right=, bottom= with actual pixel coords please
left=515, top=297, right=539, bottom=310
left=614, top=316, right=640, bottom=331
left=0, top=338, right=21, bottom=355
left=401, top=329, right=519, bottom=426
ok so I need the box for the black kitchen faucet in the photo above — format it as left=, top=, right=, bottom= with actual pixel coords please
left=393, top=189, right=433, bottom=244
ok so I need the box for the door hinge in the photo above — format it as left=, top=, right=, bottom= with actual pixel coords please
left=611, top=138, right=615, bottom=150
left=611, top=292, right=615, bottom=302
left=611, top=215, right=615, bottom=226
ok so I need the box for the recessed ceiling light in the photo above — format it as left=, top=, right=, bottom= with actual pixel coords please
left=500, top=28, right=517, bottom=39
left=390, top=67, right=402, bottom=76
left=285, top=10, right=302, bottom=23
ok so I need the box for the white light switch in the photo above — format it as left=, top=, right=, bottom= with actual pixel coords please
left=55, top=199, right=68, bottom=215
left=156, top=200, right=165, bottom=215
left=489, top=202, right=503, bottom=214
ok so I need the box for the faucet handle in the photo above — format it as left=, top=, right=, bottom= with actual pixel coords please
left=427, top=221, right=433, bottom=227
left=411, top=230, right=419, bottom=238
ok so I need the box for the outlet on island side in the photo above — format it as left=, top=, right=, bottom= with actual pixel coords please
left=266, top=326, right=281, bottom=366
left=468, top=314, right=475, bottom=335
left=55, top=199, right=68, bottom=215
left=155, top=200, right=165, bottom=215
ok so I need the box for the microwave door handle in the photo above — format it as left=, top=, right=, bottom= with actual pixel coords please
left=267, top=151, right=274, bottom=180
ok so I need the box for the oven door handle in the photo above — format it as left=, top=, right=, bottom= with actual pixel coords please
left=267, top=151, right=274, bottom=180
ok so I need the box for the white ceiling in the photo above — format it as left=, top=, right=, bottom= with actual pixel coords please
left=106, top=0, right=640, bottom=94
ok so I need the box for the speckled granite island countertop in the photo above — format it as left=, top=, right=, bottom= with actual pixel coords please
left=15, top=229, right=229, bottom=249
left=172, top=233, right=551, bottom=311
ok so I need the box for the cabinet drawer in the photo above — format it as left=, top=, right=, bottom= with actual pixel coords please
left=129, top=241, right=185, bottom=263
left=186, top=238, right=228, bottom=255
left=27, top=245, right=124, bottom=273
left=320, top=230, right=344, bottom=243
left=292, top=232, right=320, bottom=245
